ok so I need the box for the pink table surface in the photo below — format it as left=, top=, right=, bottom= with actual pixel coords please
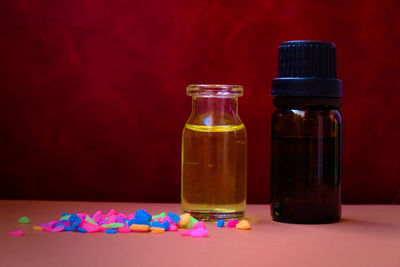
left=1, top=200, right=399, bottom=267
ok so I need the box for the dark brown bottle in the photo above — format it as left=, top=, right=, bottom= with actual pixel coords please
left=270, top=41, right=342, bottom=224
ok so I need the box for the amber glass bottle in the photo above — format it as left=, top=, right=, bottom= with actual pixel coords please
left=271, top=41, right=343, bottom=224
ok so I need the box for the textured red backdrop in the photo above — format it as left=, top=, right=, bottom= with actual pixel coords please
left=1, top=0, right=399, bottom=203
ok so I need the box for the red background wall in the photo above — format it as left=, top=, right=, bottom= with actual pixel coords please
left=1, top=0, right=399, bottom=203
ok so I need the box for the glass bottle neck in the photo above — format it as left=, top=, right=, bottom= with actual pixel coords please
left=187, top=96, right=242, bottom=126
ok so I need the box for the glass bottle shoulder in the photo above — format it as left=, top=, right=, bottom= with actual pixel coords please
left=272, top=106, right=341, bottom=138
left=272, top=106, right=341, bottom=121
left=184, top=96, right=246, bottom=133
left=186, top=96, right=245, bottom=126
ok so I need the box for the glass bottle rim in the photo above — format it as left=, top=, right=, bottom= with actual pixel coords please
left=187, top=84, right=243, bottom=97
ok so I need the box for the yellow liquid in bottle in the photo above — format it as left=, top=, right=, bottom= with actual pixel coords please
left=181, top=123, right=247, bottom=221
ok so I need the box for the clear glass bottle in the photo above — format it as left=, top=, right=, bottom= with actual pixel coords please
left=181, top=84, right=247, bottom=221
left=270, top=41, right=343, bottom=223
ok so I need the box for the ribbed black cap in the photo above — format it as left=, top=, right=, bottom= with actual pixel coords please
left=272, top=40, right=342, bottom=97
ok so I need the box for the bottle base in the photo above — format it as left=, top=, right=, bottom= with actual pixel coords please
left=272, top=216, right=341, bottom=224
left=183, top=210, right=245, bottom=222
